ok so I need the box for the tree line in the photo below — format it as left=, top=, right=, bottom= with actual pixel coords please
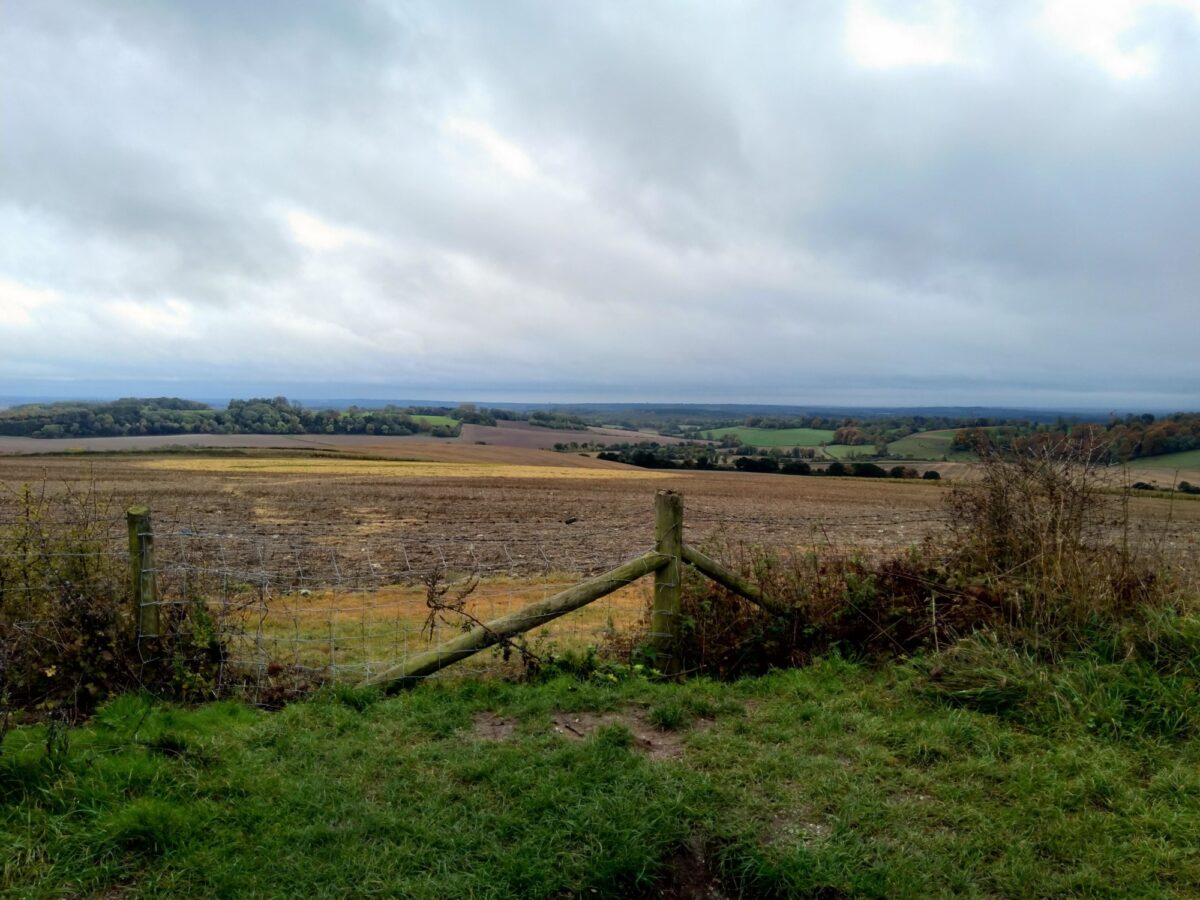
left=0, top=397, right=473, bottom=438
left=950, top=413, right=1200, bottom=462
left=590, top=442, right=939, bottom=479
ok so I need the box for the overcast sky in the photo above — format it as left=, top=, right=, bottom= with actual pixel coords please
left=1, top=1, right=1198, bottom=408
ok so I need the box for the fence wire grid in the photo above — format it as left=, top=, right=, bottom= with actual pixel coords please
left=135, top=518, right=666, bottom=695
left=4, top=485, right=1194, bottom=703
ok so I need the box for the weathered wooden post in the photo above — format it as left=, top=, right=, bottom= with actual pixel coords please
left=651, top=489, right=683, bottom=674
left=127, top=506, right=159, bottom=639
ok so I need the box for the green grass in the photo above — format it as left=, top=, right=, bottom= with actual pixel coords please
left=5, top=650, right=1200, bottom=897
left=406, top=414, right=459, bottom=427
left=701, top=426, right=836, bottom=448
left=1129, top=449, right=1200, bottom=471
left=887, top=429, right=979, bottom=461
left=820, top=443, right=878, bottom=459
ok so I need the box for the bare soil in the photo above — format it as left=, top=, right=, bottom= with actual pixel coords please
left=0, top=420, right=694, bottom=456
left=460, top=419, right=695, bottom=448
left=0, top=450, right=1192, bottom=570
left=550, top=707, right=711, bottom=761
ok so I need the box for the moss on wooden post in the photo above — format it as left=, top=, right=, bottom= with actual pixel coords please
left=651, top=490, right=684, bottom=674
left=127, top=506, right=159, bottom=639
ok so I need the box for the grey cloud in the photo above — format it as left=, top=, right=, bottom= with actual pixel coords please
left=1, top=1, right=1197, bottom=406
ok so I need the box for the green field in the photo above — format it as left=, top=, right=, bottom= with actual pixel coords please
left=701, top=426, right=836, bottom=448
left=887, top=429, right=979, bottom=461
left=1129, top=450, right=1200, bottom=471
left=6, top=648, right=1199, bottom=897
left=820, top=443, right=877, bottom=459
left=406, top=414, right=459, bottom=427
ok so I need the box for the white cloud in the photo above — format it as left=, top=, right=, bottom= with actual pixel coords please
left=0, top=277, right=58, bottom=328
left=282, top=208, right=374, bottom=252
left=1038, top=0, right=1200, bottom=79
left=443, top=115, right=537, bottom=179
left=844, top=1, right=961, bottom=70
left=1, top=2, right=1198, bottom=405
left=104, top=298, right=194, bottom=334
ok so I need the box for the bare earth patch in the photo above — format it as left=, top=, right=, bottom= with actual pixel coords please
left=550, top=706, right=712, bottom=761
left=471, top=712, right=517, bottom=741
left=644, top=834, right=731, bottom=900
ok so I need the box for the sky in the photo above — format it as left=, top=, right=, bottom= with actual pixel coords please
left=1, top=0, right=1198, bottom=409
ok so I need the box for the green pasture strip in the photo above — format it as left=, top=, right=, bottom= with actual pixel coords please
left=5, top=653, right=1199, bottom=898
left=1129, top=450, right=1200, bottom=471
left=406, top=414, right=459, bottom=427
left=887, top=430, right=978, bottom=461
left=700, top=427, right=836, bottom=447
left=820, top=443, right=877, bottom=459
left=886, top=431, right=954, bottom=458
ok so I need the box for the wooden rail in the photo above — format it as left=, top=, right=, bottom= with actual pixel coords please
left=127, top=490, right=788, bottom=691
left=356, top=489, right=788, bottom=691
left=360, top=550, right=670, bottom=692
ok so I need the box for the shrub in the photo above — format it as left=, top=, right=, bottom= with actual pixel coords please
left=656, top=442, right=1185, bottom=679
left=0, top=483, right=132, bottom=720
left=1, top=482, right=232, bottom=721
left=943, top=443, right=1169, bottom=646
left=851, top=463, right=887, bottom=478
left=660, top=537, right=1002, bottom=679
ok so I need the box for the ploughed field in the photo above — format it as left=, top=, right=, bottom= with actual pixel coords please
left=1, top=446, right=1193, bottom=575
left=0, top=448, right=958, bottom=560
left=2, top=447, right=1195, bottom=681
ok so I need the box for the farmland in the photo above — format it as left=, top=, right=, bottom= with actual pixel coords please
left=405, top=413, right=459, bottom=427
left=886, top=429, right=976, bottom=461
left=2, top=445, right=1194, bottom=565
left=2, top=445, right=1196, bottom=680
left=820, top=443, right=876, bottom=459
left=4, top=443, right=1200, bottom=897
left=699, top=426, right=835, bottom=447
left=1129, top=448, right=1200, bottom=474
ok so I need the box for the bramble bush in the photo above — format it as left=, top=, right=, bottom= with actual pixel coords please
left=0, top=482, right=229, bottom=724
left=661, top=442, right=1194, bottom=686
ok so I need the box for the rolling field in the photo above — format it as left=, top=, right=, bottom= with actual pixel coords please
left=0, top=420, right=692, bottom=456
left=6, top=447, right=1200, bottom=898
left=0, top=448, right=957, bottom=685
left=139, top=456, right=673, bottom=481
left=3, top=447, right=1195, bottom=684
left=886, top=429, right=976, bottom=461
left=820, top=443, right=876, bottom=459
left=406, top=414, right=459, bottom=427
left=2, top=448, right=1193, bottom=569
left=1128, top=449, right=1200, bottom=479
left=700, top=426, right=835, bottom=447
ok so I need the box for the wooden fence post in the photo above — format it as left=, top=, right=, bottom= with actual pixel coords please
left=652, top=489, right=683, bottom=674
left=127, top=506, right=159, bottom=639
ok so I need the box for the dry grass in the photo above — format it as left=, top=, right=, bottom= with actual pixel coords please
left=138, top=457, right=673, bottom=480
left=241, top=576, right=653, bottom=676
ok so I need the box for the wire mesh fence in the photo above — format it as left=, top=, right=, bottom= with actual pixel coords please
left=130, top=515, right=674, bottom=697
left=4, top=475, right=1195, bottom=708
